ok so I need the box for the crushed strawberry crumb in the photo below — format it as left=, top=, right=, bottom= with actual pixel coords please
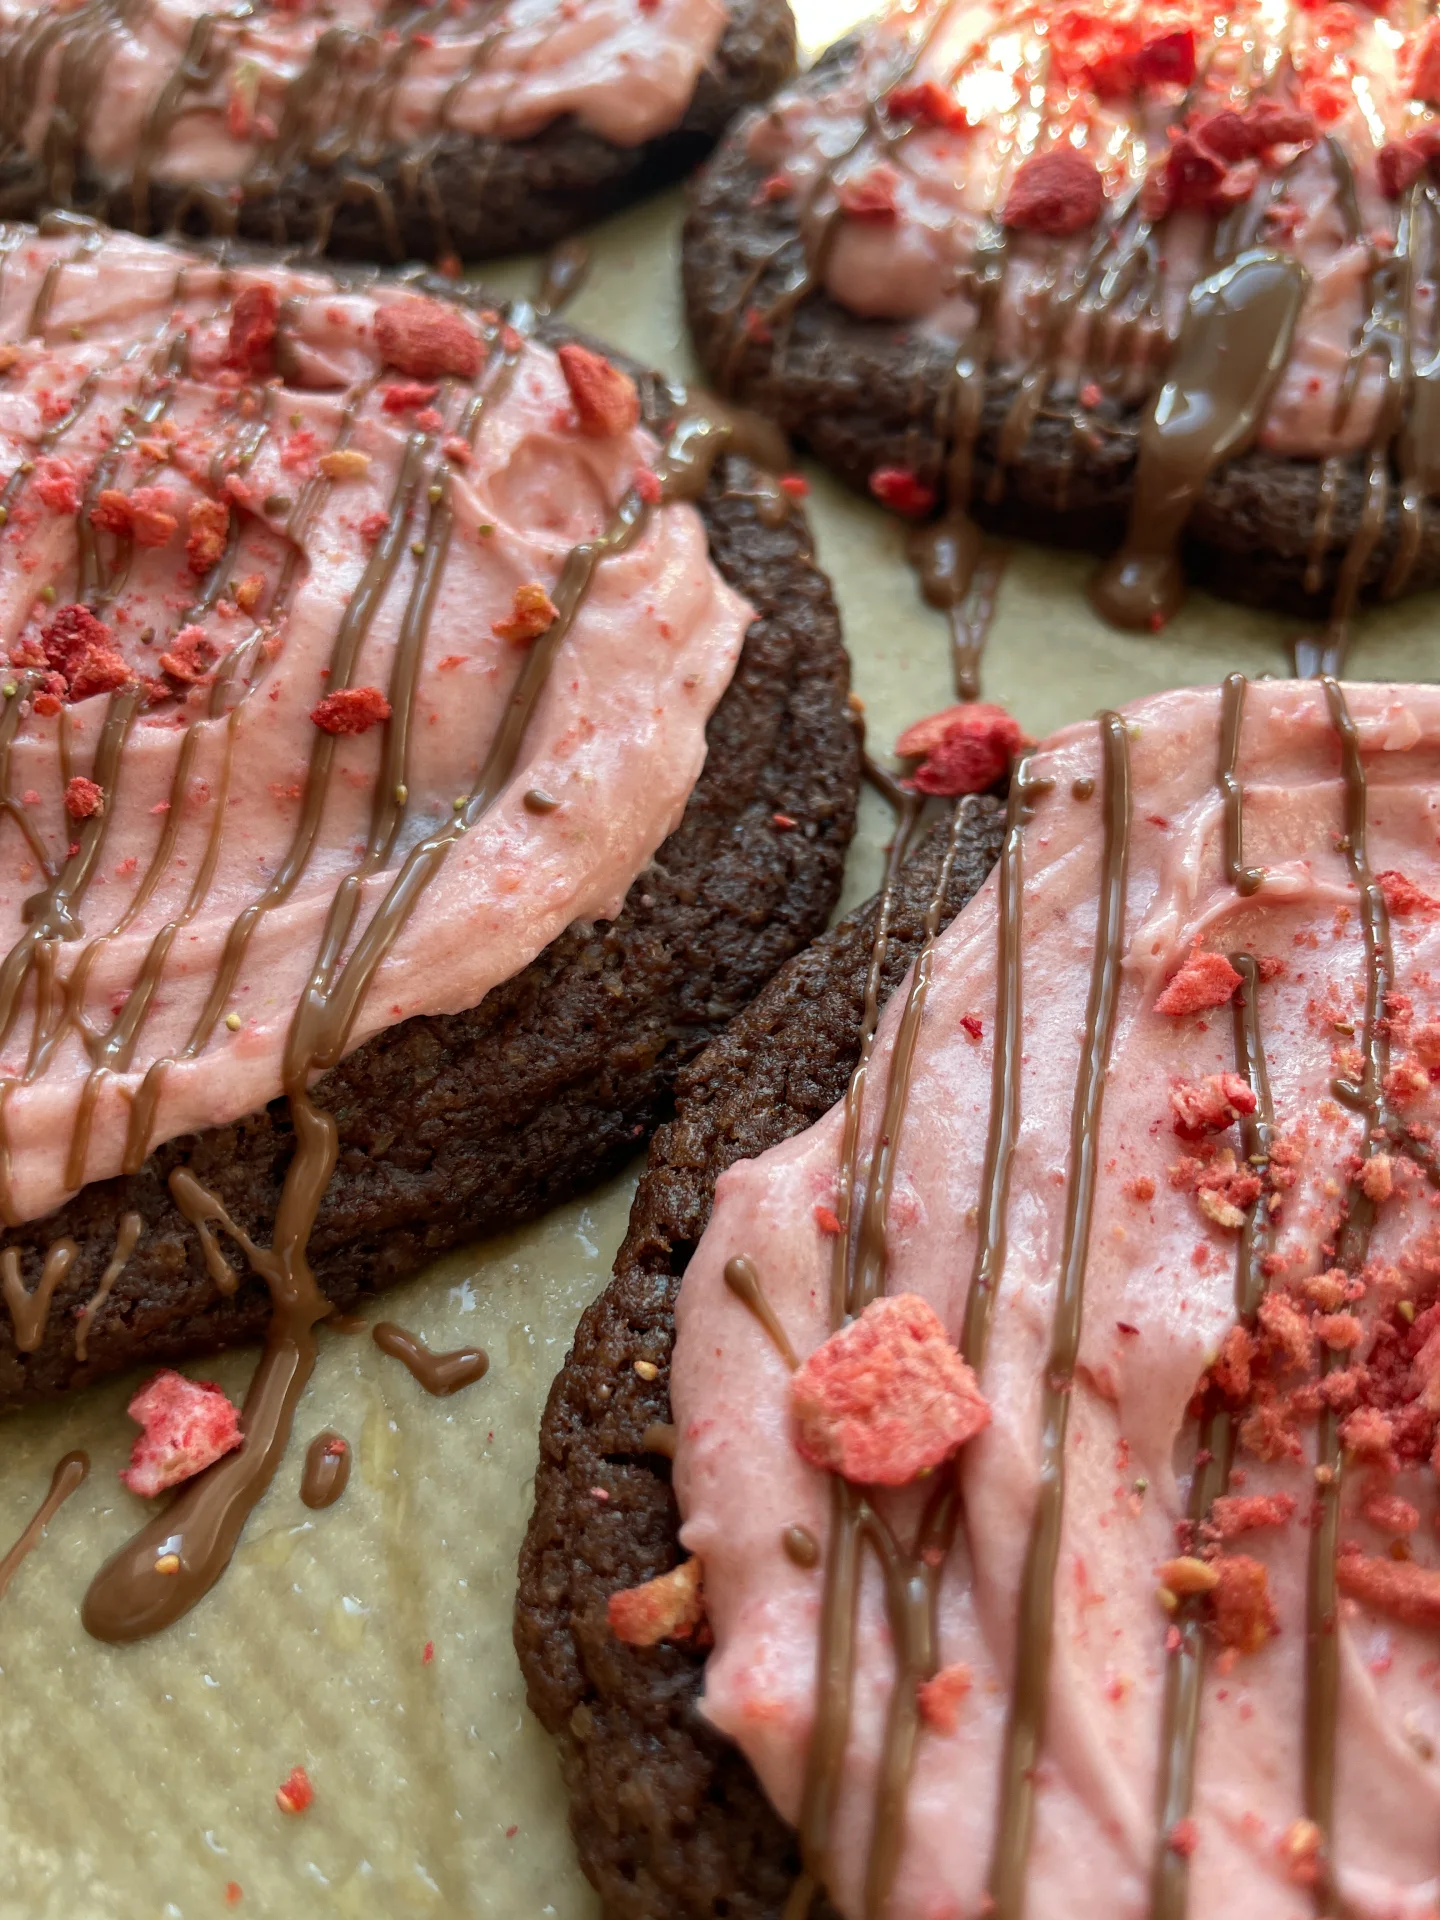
left=1337, top=1548, right=1440, bottom=1627
left=868, top=466, right=936, bottom=517
left=64, top=775, right=103, bottom=821
left=607, top=1555, right=705, bottom=1646
left=1209, top=1554, right=1277, bottom=1654
left=556, top=342, right=639, bottom=438
left=493, top=581, right=558, bottom=646
left=186, top=498, right=229, bottom=577
left=896, top=702, right=1025, bottom=797
left=120, top=1369, right=243, bottom=1497
left=916, top=1662, right=972, bottom=1733
left=1169, top=1072, right=1257, bottom=1139
left=275, top=1766, right=314, bottom=1815
left=375, top=297, right=484, bottom=380
left=310, top=685, right=392, bottom=736
left=1154, top=947, right=1243, bottom=1017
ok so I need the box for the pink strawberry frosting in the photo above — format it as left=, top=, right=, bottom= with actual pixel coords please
left=0, top=224, right=751, bottom=1224
left=746, top=0, right=1428, bottom=460
left=0, top=0, right=727, bottom=180
left=673, top=681, right=1440, bottom=1920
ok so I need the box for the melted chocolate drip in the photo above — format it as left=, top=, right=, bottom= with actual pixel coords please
left=300, top=1430, right=351, bottom=1509
left=640, top=1421, right=677, bottom=1459
left=723, top=1254, right=799, bottom=1370
left=907, top=514, right=1007, bottom=701
left=783, top=1523, right=820, bottom=1569
left=0, top=1449, right=88, bottom=1603
left=372, top=1321, right=489, bottom=1396
left=73, top=1209, right=141, bottom=1363
left=1219, top=671, right=1264, bottom=896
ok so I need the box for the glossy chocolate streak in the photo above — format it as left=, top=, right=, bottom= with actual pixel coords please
left=81, top=380, right=778, bottom=1644
left=72, top=1208, right=141, bottom=1363
left=723, top=1254, right=798, bottom=1370
left=1219, top=671, right=1263, bottom=896
left=1149, top=953, right=1275, bottom=1920
left=0, top=1449, right=88, bottom=1603
left=1299, top=678, right=1395, bottom=1913
left=372, top=1321, right=489, bottom=1397
left=0, top=1234, right=75, bottom=1352
left=986, top=713, right=1131, bottom=1919
left=300, top=1430, right=350, bottom=1509
left=907, top=514, right=1007, bottom=701
left=783, top=1523, right=820, bottom=1569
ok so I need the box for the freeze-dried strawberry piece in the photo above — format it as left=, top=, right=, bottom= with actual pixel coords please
left=159, top=624, right=219, bottom=684
left=917, top=1662, right=972, bottom=1733
left=374, top=297, right=484, bottom=380
left=1337, top=1548, right=1440, bottom=1627
left=120, top=1369, right=243, bottom=1496
left=64, top=775, right=103, bottom=820
left=1196, top=1153, right=1262, bottom=1229
left=557, top=342, right=640, bottom=438
left=868, top=466, right=936, bottom=516
left=310, top=685, right=392, bottom=735
left=380, top=381, right=440, bottom=414
left=1004, top=149, right=1105, bottom=236
left=92, top=483, right=179, bottom=548
left=186, top=497, right=230, bottom=577
left=1412, top=1019, right=1440, bottom=1067
left=1169, top=1072, right=1257, bottom=1139
left=1206, top=1492, right=1297, bottom=1540
left=837, top=163, right=902, bottom=221
left=1340, top=1405, right=1396, bottom=1460
left=89, top=489, right=132, bottom=536
left=275, top=1766, right=314, bottom=1815
left=1165, top=129, right=1229, bottom=207
left=227, top=283, right=279, bottom=378
left=790, top=1292, right=990, bottom=1487
left=897, top=702, right=1024, bottom=798
left=493, top=581, right=559, bottom=646
left=1413, top=17, right=1440, bottom=103
left=1258, top=1293, right=1314, bottom=1371
left=1209, top=1554, right=1277, bottom=1653
left=885, top=79, right=971, bottom=131
left=1246, top=102, right=1316, bottom=148
left=40, top=602, right=130, bottom=700
left=1379, top=137, right=1428, bottom=199
left=607, top=1555, right=705, bottom=1645
left=1211, top=1323, right=1254, bottom=1402
left=1378, top=869, right=1440, bottom=916
left=1154, top=947, right=1242, bottom=1016
left=1137, top=18, right=1196, bottom=87
left=1363, top=1490, right=1419, bottom=1535
left=33, top=455, right=79, bottom=513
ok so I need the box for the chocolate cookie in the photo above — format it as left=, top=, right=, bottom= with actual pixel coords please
left=682, top=7, right=1440, bottom=640
left=515, top=806, right=1004, bottom=1920
left=0, top=243, right=857, bottom=1411
left=0, top=0, right=796, bottom=264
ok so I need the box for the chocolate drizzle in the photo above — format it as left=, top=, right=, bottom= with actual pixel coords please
left=986, top=713, right=1131, bottom=1918
left=1, top=1234, right=75, bottom=1352
left=723, top=1254, right=798, bottom=1370
left=372, top=1321, right=489, bottom=1396
left=72, top=1208, right=141, bottom=1363
left=0, top=1448, right=88, bottom=1603
left=1218, top=670, right=1263, bottom=896
left=300, top=1429, right=350, bottom=1509
left=907, top=516, right=1007, bottom=701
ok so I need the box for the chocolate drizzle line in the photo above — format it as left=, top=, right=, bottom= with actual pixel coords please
left=372, top=1321, right=489, bottom=1397
left=723, top=1253, right=799, bottom=1370
left=77, top=344, right=779, bottom=1642
left=986, top=712, right=1131, bottom=1919
left=72, top=1208, right=141, bottom=1363
left=300, top=1430, right=350, bottom=1510
left=1219, top=670, right=1263, bottom=897
left=0, top=1449, right=88, bottom=1603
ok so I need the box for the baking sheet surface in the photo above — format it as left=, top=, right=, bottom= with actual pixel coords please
left=1, top=3, right=1436, bottom=1914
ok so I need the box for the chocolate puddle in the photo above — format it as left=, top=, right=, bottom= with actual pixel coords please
left=0, top=1450, right=88, bottom=1603
left=299, top=1430, right=351, bottom=1510
left=372, top=1322, right=489, bottom=1398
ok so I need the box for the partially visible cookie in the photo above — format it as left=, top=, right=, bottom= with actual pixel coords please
left=0, top=0, right=796, bottom=262
left=684, top=2, right=1440, bottom=631
left=515, top=808, right=1004, bottom=1920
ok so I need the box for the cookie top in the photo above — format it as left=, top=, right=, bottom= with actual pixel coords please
left=746, top=0, right=1432, bottom=467
left=671, top=679, right=1440, bottom=1919
left=0, top=0, right=728, bottom=199
left=0, top=220, right=751, bottom=1227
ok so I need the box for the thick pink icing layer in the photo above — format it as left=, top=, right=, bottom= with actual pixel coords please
left=746, top=0, right=1425, bottom=460
left=0, top=224, right=751, bottom=1225
left=2, top=0, right=726, bottom=181
left=674, top=682, right=1440, bottom=1920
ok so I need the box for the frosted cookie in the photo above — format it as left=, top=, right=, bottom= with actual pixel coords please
left=521, top=678, right=1440, bottom=1919
left=0, top=0, right=795, bottom=262
left=685, top=0, right=1440, bottom=651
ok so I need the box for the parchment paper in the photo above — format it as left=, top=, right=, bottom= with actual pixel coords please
left=0, top=3, right=1435, bottom=1914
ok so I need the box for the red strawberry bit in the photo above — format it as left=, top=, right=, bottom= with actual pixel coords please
left=40, top=602, right=131, bottom=701
left=1413, top=17, right=1440, bottom=103
left=1247, top=102, right=1317, bottom=149
left=814, top=1204, right=843, bottom=1235
left=837, top=163, right=902, bottom=222
left=374, top=297, right=484, bottom=380
left=1340, top=1405, right=1396, bottom=1460
left=33, top=456, right=79, bottom=513
left=1412, top=1019, right=1440, bottom=1066
left=633, top=465, right=663, bottom=506
left=89, top=489, right=131, bottom=536
left=358, top=509, right=391, bottom=544
left=93, top=483, right=179, bottom=548
left=1137, top=19, right=1196, bottom=88
left=1337, top=1548, right=1440, bottom=1627
left=1378, top=136, right=1430, bottom=199
left=275, top=1766, right=314, bottom=1815
left=1189, top=108, right=1256, bottom=162
left=1004, top=149, right=1105, bottom=237
left=896, top=702, right=1024, bottom=797
left=1154, top=947, right=1243, bottom=1017
left=1257, top=1293, right=1314, bottom=1372
left=1169, top=1072, right=1258, bottom=1139
left=1166, top=1818, right=1200, bottom=1859
left=120, top=1369, right=243, bottom=1497
left=227, top=283, right=279, bottom=378
left=159, top=624, right=219, bottom=685
left=1363, top=1490, right=1419, bottom=1535
left=607, top=1555, right=705, bottom=1645
left=493, top=581, right=559, bottom=646
left=780, top=473, right=808, bottom=498
left=1211, top=1324, right=1254, bottom=1402
left=381, top=381, right=440, bottom=414
left=310, top=685, right=392, bottom=735
left=1378, top=869, right=1439, bottom=916
left=916, top=1661, right=972, bottom=1733
left=1209, top=1553, right=1277, bottom=1653
left=442, top=435, right=472, bottom=465
left=556, top=342, right=639, bottom=438
left=1195, top=1153, right=1262, bottom=1230
left=64, top=775, right=103, bottom=821
left=885, top=79, right=971, bottom=131
left=186, top=497, right=229, bottom=577
left=790, top=1292, right=990, bottom=1487
left=868, top=465, right=936, bottom=516
left=1206, top=1492, right=1297, bottom=1540
left=960, top=1012, right=984, bottom=1041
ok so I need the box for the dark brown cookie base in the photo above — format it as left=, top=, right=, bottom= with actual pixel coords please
left=515, top=806, right=1005, bottom=1920
left=0, top=0, right=795, bottom=264
left=681, top=35, right=1438, bottom=621
left=0, top=380, right=857, bottom=1412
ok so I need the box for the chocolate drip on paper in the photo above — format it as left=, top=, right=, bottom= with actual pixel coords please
left=907, top=516, right=1007, bottom=701
left=300, top=1430, right=351, bottom=1509
left=0, top=1449, right=88, bottom=1603
left=986, top=713, right=1131, bottom=1919
left=372, top=1321, right=489, bottom=1397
